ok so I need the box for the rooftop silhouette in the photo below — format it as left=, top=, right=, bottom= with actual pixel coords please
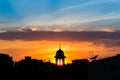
left=0, top=49, right=120, bottom=80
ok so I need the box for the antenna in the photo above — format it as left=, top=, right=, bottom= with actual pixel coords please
left=89, top=51, right=93, bottom=58
left=89, top=51, right=99, bottom=61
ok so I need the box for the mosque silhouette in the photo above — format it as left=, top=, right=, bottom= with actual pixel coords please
left=54, top=45, right=66, bottom=66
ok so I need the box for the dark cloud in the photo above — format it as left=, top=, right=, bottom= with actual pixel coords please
left=0, top=31, right=120, bottom=47
left=93, top=39, right=120, bottom=47
left=18, top=27, right=37, bottom=32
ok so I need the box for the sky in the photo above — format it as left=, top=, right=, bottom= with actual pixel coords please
left=0, top=0, right=120, bottom=31
left=0, top=0, right=120, bottom=64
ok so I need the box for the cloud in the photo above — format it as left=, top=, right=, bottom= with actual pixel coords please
left=58, top=0, right=101, bottom=12
left=0, top=29, right=6, bottom=33
left=22, top=0, right=120, bottom=30
left=18, top=27, right=38, bottom=32
left=51, top=0, right=116, bottom=15
left=0, top=31, right=120, bottom=47
left=53, top=28, right=63, bottom=32
left=93, top=39, right=120, bottom=47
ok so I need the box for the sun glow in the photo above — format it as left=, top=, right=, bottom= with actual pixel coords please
left=0, top=40, right=119, bottom=64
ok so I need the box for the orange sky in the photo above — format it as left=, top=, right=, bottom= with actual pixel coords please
left=0, top=40, right=119, bottom=64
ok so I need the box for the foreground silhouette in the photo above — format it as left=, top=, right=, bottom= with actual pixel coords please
left=1, top=53, right=120, bottom=80
left=0, top=53, right=88, bottom=80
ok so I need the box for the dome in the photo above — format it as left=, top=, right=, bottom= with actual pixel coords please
left=54, top=49, right=66, bottom=58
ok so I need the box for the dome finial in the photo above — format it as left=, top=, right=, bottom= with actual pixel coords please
left=59, top=43, right=61, bottom=50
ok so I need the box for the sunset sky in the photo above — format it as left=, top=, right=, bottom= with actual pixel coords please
left=0, top=0, right=120, bottom=64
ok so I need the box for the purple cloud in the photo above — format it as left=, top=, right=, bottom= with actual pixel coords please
left=0, top=31, right=120, bottom=47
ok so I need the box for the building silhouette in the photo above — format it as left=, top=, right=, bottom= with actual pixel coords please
left=0, top=53, right=13, bottom=71
left=88, top=54, right=120, bottom=80
left=1, top=47, right=120, bottom=80
left=54, top=45, right=66, bottom=66
left=15, top=56, right=43, bottom=72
